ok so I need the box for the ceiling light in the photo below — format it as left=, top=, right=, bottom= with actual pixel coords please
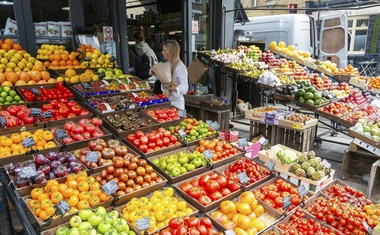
left=62, top=6, right=70, bottom=10
left=0, top=1, right=13, bottom=5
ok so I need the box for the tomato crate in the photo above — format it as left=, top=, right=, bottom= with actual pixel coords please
left=206, top=193, right=281, bottom=235
left=114, top=192, right=199, bottom=235
left=173, top=170, right=243, bottom=213
left=275, top=167, right=335, bottom=194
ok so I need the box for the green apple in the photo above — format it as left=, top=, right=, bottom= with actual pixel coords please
left=8, top=90, right=16, bottom=97
left=2, top=86, right=10, bottom=92
left=68, top=227, right=80, bottom=235
left=114, top=218, right=129, bottom=232
left=98, top=220, right=112, bottom=234
left=179, top=166, right=187, bottom=174
left=13, top=95, right=21, bottom=102
left=191, top=158, right=202, bottom=168
left=0, top=97, right=5, bottom=103
left=0, top=91, right=7, bottom=98
left=185, top=163, right=195, bottom=171
left=152, top=159, right=159, bottom=165
left=170, top=167, right=181, bottom=177
left=97, top=68, right=106, bottom=73
left=79, top=209, right=93, bottom=221
left=69, top=215, right=82, bottom=227
left=78, top=221, right=93, bottom=233
left=55, top=226, right=71, bottom=235
left=178, top=155, right=189, bottom=165
left=89, top=228, right=97, bottom=235
left=5, top=96, right=13, bottom=102
left=96, top=206, right=107, bottom=217
left=88, top=213, right=102, bottom=227
left=166, top=163, right=174, bottom=171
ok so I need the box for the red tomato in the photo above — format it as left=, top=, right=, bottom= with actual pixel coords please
left=188, top=187, right=202, bottom=199
left=209, top=191, right=223, bottom=201
left=179, top=182, right=192, bottom=193
left=198, top=195, right=212, bottom=206
left=205, top=180, right=220, bottom=194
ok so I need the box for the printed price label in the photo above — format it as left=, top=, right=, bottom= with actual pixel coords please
left=321, top=159, right=331, bottom=169
left=225, top=231, right=236, bottom=235
left=298, top=185, right=308, bottom=197
left=20, top=165, right=37, bottom=179
left=81, top=82, right=92, bottom=90
left=32, top=88, right=40, bottom=96
left=267, top=159, right=275, bottom=171
left=22, top=136, right=35, bottom=148
left=203, top=149, right=213, bottom=159
left=178, top=129, right=186, bottom=138
left=206, top=120, right=213, bottom=125
left=0, top=116, right=6, bottom=126
left=259, top=137, right=268, bottom=145
left=363, top=220, right=372, bottom=234
left=238, top=138, right=248, bottom=147
left=293, top=123, right=302, bottom=130
left=136, top=217, right=150, bottom=231
left=131, top=92, right=138, bottom=98
left=42, top=110, right=52, bottom=119
left=101, top=179, right=119, bottom=195
left=84, top=57, right=91, bottom=61
left=85, top=151, right=99, bottom=162
left=282, top=196, right=291, bottom=210
left=178, top=109, right=186, bottom=118
left=30, top=108, right=41, bottom=117
left=57, top=200, right=71, bottom=215
left=129, top=104, right=136, bottom=109
left=211, top=121, right=220, bottom=130
left=237, top=172, right=250, bottom=184
left=54, top=129, right=68, bottom=140
left=101, top=79, right=109, bottom=85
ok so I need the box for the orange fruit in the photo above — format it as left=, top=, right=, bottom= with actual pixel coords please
left=12, top=43, right=22, bottom=51
left=4, top=71, right=18, bottom=84
left=32, top=63, right=44, bottom=72
left=40, top=71, right=50, bottom=81
left=18, top=71, right=30, bottom=82
left=53, top=54, right=61, bottom=62
left=4, top=39, right=14, bottom=46
left=30, top=71, right=41, bottom=81
left=61, top=54, right=69, bottom=61
left=64, top=69, right=76, bottom=78
left=1, top=43, right=11, bottom=52
left=44, top=61, right=50, bottom=68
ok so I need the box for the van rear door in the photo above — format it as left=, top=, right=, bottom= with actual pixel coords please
left=319, top=13, right=348, bottom=69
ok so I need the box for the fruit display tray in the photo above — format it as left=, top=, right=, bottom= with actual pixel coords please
left=278, top=118, right=318, bottom=131
left=257, top=144, right=301, bottom=172
left=348, top=127, right=380, bottom=148
left=114, top=193, right=199, bottom=235
left=101, top=111, right=160, bottom=138
left=206, top=194, right=281, bottom=234
left=146, top=146, right=212, bottom=184
left=173, top=170, right=243, bottom=213
left=213, top=158, right=274, bottom=192
left=141, top=104, right=185, bottom=126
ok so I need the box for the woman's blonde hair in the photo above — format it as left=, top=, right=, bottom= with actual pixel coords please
left=163, top=40, right=181, bottom=77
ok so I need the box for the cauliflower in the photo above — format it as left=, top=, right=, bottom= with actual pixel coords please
left=295, top=168, right=306, bottom=177
left=292, top=163, right=301, bottom=172
left=311, top=170, right=326, bottom=181
left=306, top=166, right=315, bottom=176
left=301, top=161, right=311, bottom=171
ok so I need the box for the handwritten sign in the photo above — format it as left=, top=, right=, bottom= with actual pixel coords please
left=42, top=110, right=52, bottom=119
left=211, top=121, right=220, bottom=130
left=178, top=109, right=186, bottom=118
left=101, top=179, right=119, bottom=195
left=282, top=196, right=291, bottom=210
left=238, top=138, right=248, bottom=147
left=30, top=108, right=41, bottom=117
left=81, top=82, right=92, bottom=90
left=22, top=137, right=35, bottom=148
left=131, top=92, right=138, bottom=98
left=20, top=165, right=37, bottom=179
left=54, top=129, right=68, bottom=140
left=237, top=172, right=250, bottom=184
left=203, top=149, right=213, bottom=159
left=363, top=220, right=372, bottom=234
left=206, top=120, right=213, bottom=125
left=57, top=200, right=71, bottom=215
left=32, top=88, right=40, bottom=96
left=0, top=116, right=6, bottom=126
left=298, top=185, right=308, bottom=197
left=267, top=159, right=275, bottom=171
left=136, top=217, right=150, bottom=231
left=259, top=137, right=268, bottom=145
left=178, top=129, right=186, bottom=138
left=85, top=151, right=99, bottom=163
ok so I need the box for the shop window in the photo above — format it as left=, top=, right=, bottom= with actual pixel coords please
left=348, top=16, right=369, bottom=55
left=0, top=2, right=16, bottom=39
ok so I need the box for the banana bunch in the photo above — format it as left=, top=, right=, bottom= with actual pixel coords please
left=278, top=75, right=292, bottom=85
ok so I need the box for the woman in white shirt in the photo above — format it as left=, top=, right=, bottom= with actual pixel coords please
left=161, top=40, right=189, bottom=110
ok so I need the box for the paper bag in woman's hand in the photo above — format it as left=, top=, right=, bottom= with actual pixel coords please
left=151, top=62, right=171, bottom=83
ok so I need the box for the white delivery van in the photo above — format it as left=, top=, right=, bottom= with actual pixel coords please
left=234, top=13, right=348, bottom=68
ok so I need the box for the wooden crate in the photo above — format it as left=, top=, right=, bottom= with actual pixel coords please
left=200, top=105, right=230, bottom=131
left=274, top=125, right=316, bottom=152
left=249, top=119, right=278, bottom=146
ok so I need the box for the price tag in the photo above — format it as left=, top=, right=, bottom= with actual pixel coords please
left=57, top=200, right=71, bottom=215
left=32, top=88, right=40, bottom=96
left=0, top=116, right=6, bottom=126
left=81, top=82, right=92, bottom=90
left=101, top=179, right=119, bottom=195
left=54, top=128, right=68, bottom=140
left=85, top=151, right=99, bottom=163
left=42, top=110, right=52, bottom=119
left=98, top=73, right=105, bottom=79
left=109, top=56, right=116, bottom=62
left=259, top=137, right=268, bottom=145
left=363, top=220, right=372, bottom=234
left=267, top=159, right=275, bottom=171
left=211, top=121, right=220, bottom=130
left=292, top=123, right=302, bottom=130
left=101, top=103, right=114, bottom=112
left=178, top=129, right=186, bottom=138
left=22, top=136, right=35, bottom=148
left=206, top=120, right=213, bottom=125
left=84, top=57, right=91, bottom=61
left=225, top=230, right=236, bottom=235
left=237, top=172, right=250, bottom=184
left=298, top=185, right=308, bottom=197
left=321, top=159, right=331, bottom=169
left=203, top=149, right=213, bottom=159
left=178, top=109, right=186, bottom=118
left=136, top=217, right=150, bottom=231
left=128, top=67, right=135, bottom=73
left=101, top=79, right=109, bottom=85
left=129, top=104, right=136, bottom=109
left=20, top=165, right=37, bottom=179
left=30, top=108, right=41, bottom=117
left=238, top=138, right=248, bottom=147
left=131, top=92, right=138, bottom=98
left=282, top=196, right=291, bottom=210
